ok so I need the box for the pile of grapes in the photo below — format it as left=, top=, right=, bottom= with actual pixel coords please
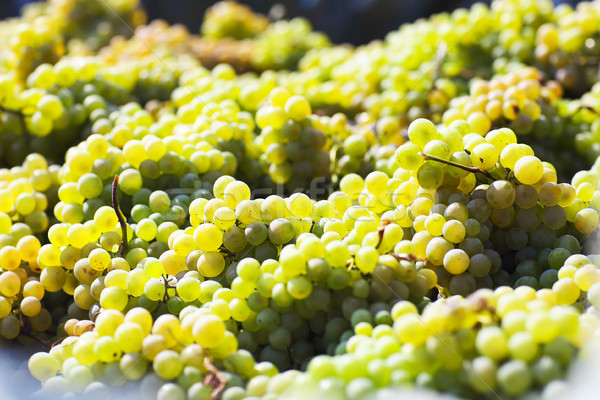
left=2, top=0, right=600, bottom=399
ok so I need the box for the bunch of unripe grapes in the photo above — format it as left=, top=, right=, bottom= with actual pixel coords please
left=442, top=67, right=589, bottom=182
left=532, top=3, right=600, bottom=95
left=560, top=80, right=600, bottom=165
left=250, top=89, right=331, bottom=190
left=201, top=1, right=269, bottom=40
left=45, top=0, right=146, bottom=50
left=393, top=118, right=599, bottom=297
left=1, top=1, right=600, bottom=400
left=0, top=154, right=65, bottom=341
left=0, top=54, right=179, bottom=167
left=7, top=16, right=65, bottom=83
left=262, top=288, right=595, bottom=400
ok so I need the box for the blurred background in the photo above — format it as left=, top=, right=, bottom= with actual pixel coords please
left=0, top=0, right=586, bottom=45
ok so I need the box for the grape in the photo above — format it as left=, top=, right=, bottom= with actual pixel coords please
left=100, top=286, right=129, bottom=311
left=176, top=277, right=202, bottom=302
left=497, top=360, right=532, bottom=396
left=416, top=163, right=444, bottom=190
left=475, top=327, right=507, bottom=361
left=197, top=252, right=226, bottom=277
left=471, top=143, right=499, bottom=170
left=285, top=96, right=311, bottom=121
left=395, top=142, right=423, bottom=171
left=407, top=119, right=437, bottom=150
left=267, top=218, right=294, bottom=244
left=486, top=181, right=516, bottom=209
left=115, top=322, right=144, bottom=353
left=193, top=224, right=223, bottom=252
left=192, top=314, right=226, bottom=348
left=514, top=156, right=544, bottom=185
left=153, top=350, right=184, bottom=380
left=93, top=336, right=121, bottom=363
left=443, top=249, right=470, bottom=275
left=574, top=208, right=599, bottom=234
left=28, top=352, right=60, bottom=382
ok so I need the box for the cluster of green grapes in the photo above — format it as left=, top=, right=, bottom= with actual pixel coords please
left=194, top=2, right=330, bottom=73
left=18, top=113, right=600, bottom=399
left=36, top=0, right=146, bottom=51
left=3, top=15, right=65, bottom=82
left=0, top=153, right=64, bottom=342
left=559, top=81, right=600, bottom=166
left=198, top=17, right=329, bottom=73
left=247, top=89, right=331, bottom=189
left=262, top=288, right=599, bottom=400
left=249, top=18, right=330, bottom=71
left=443, top=67, right=593, bottom=183
left=1, top=0, right=144, bottom=81
left=0, top=45, right=184, bottom=167
left=201, top=1, right=269, bottom=40
left=435, top=0, right=600, bottom=96
left=22, top=169, right=433, bottom=399
left=530, top=1, right=600, bottom=94
left=0, top=1, right=599, bottom=400
left=248, top=0, right=600, bottom=129
left=0, top=60, right=255, bottom=348
left=444, top=68, right=556, bottom=134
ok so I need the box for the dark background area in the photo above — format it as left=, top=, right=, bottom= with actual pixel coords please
left=0, top=0, right=585, bottom=45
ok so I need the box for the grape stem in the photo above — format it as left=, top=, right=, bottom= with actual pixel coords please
left=391, top=253, right=426, bottom=262
left=112, top=175, right=128, bottom=256
left=51, top=336, right=69, bottom=348
left=419, top=152, right=497, bottom=181
left=435, top=284, right=448, bottom=298
left=203, top=357, right=226, bottom=400
left=375, top=226, right=385, bottom=249
left=20, top=329, right=51, bottom=348
left=163, top=276, right=171, bottom=302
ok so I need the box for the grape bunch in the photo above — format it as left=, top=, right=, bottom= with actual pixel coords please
left=44, top=0, right=146, bottom=50
left=0, top=1, right=597, bottom=400
left=201, top=1, right=269, bottom=40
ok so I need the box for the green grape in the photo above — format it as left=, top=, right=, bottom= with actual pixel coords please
left=153, top=350, right=184, bottom=380
left=28, top=352, right=61, bottom=382
left=144, top=278, right=167, bottom=302
left=407, top=118, right=437, bottom=149
left=193, top=224, right=223, bottom=252
left=475, top=326, right=507, bottom=361
left=245, top=222, right=268, bottom=245
left=443, top=249, right=470, bottom=275
left=497, top=360, right=532, bottom=396
left=467, top=356, right=497, bottom=393
left=235, top=200, right=261, bottom=226
left=150, top=191, right=171, bottom=214
left=500, top=143, right=526, bottom=170
left=486, top=180, right=516, bottom=209
left=416, top=163, right=444, bottom=190
left=100, top=286, right=129, bottom=311
left=514, top=156, right=544, bottom=185
left=574, top=208, right=599, bottom=234
left=423, top=140, right=451, bottom=163
left=285, top=96, right=311, bottom=121
left=470, top=143, right=499, bottom=170
left=176, top=277, right=201, bottom=302
left=442, top=220, right=466, bottom=243
left=197, top=251, right=226, bottom=277
left=223, top=226, right=247, bottom=252
left=395, top=142, right=425, bottom=171
left=267, top=218, right=294, bottom=244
